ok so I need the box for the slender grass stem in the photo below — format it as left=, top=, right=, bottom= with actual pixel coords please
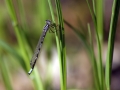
left=0, top=40, right=27, bottom=70
left=48, top=0, right=67, bottom=90
left=17, top=0, right=27, bottom=31
left=5, top=0, right=44, bottom=90
left=96, top=0, right=104, bottom=89
left=48, top=0, right=66, bottom=89
left=92, top=0, right=96, bottom=16
left=105, top=0, right=120, bottom=90
left=86, top=1, right=102, bottom=90
left=88, top=23, right=100, bottom=90
left=5, top=0, right=29, bottom=70
left=96, top=0, right=103, bottom=43
left=47, top=0, right=55, bottom=21
left=86, top=0, right=97, bottom=26
left=0, top=55, right=13, bottom=90
left=64, top=19, right=100, bottom=89
left=32, top=68, right=44, bottom=90
left=47, top=0, right=61, bottom=69
left=86, top=0, right=105, bottom=89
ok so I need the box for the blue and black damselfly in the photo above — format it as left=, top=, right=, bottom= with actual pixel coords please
left=28, top=20, right=57, bottom=75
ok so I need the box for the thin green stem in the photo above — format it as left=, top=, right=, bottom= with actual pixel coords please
left=47, top=0, right=61, bottom=65
left=48, top=0, right=67, bottom=90
left=47, top=1, right=63, bottom=89
left=86, top=1, right=102, bottom=90
left=86, top=0, right=105, bottom=89
left=32, top=68, right=44, bottom=90
left=86, top=0, right=97, bottom=26
left=55, top=0, right=67, bottom=90
left=88, top=23, right=100, bottom=90
left=0, top=55, right=13, bottom=90
left=105, top=0, right=120, bottom=90
left=92, top=0, right=96, bottom=16
left=5, top=0, right=29, bottom=70
left=5, top=0, right=44, bottom=90
left=47, top=0, right=55, bottom=22
left=96, top=0, right=104, bottom=89
left=96, top=0, right=103, bottom=43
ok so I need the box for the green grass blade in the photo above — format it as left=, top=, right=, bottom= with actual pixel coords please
left=92, top=0, right=96, bottom=15
left=5, top=0, right=30, bottom=70
left=96, top=0, right=104, bottom=89
left=5, top=0, right=44, bottom=90
left=96, top=0, right=103, bottom=42
left=17, top=0, right=28, bottom=31
left=48, top=1, right=66, bottom=89
left=64, top=19, right=100, bottom=89
left=5, top=0, right=17, bottom=24
left=86, top=0, right=104, bottom=89
left=31, top=68, right=44, bottom=90
left=86, top=0, right=97, bottom=26
left=0, top=40, right=27, bottom=71
left=55, top=0, right=67, bottom=90
left=64, top=20, right=90, bottom=52
left=105, top=0, right=120, bottom=90
left=0, top=55, right=13, bottom=90
left=47, top=0, right=55, bottom=21
left=87, top=23, right=100, bottom=90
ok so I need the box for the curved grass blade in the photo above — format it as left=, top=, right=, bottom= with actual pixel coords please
left=0, top=55, right=13, bottom=90
left=0, top=40, right=27, bottom=71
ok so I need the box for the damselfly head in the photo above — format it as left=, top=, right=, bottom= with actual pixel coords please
left=46, top=20, right=51, bottom=25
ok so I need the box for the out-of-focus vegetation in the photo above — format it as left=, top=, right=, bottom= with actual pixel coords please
left=0, top=0, right=120, bottom=90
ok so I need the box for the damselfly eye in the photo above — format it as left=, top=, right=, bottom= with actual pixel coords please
left=46, top=20, right=51, bottom=25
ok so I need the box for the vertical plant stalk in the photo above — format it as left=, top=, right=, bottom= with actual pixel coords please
left=0, top=55, right=13, bottom=90
left=48, top=0, right=67, bottom=89
left=17, top=0, right=28, bottom=31
left=5, top=0, right=44, bottom=90
left=86, top=0, right=97, bottom=26
left=105, top=0, right=120, bottom=90
left=86, top=0, right=105, bottom=89
left=88, top=24, right=100, bottom=90
left=55, top=0, right=66, bottom=90
left=92, top=0, right=96, bottom=16
left=0, top=40, right=26, bottom=70
left=96, top=0, right=103, bottom=42
left=32, top=68, right=44, bottom=90
left=86, top=0, right=102, bottom=89
left=5, top=0, right=29, bottom=70
left=47, top=0, right=61, bottom=67
left=96, top=0, right=104, bottom=89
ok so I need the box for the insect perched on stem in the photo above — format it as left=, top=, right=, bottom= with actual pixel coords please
left=28, top=20, right=57, bottom=75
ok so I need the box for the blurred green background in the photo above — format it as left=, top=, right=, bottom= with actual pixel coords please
left=0, top=0, right=120, bottom=90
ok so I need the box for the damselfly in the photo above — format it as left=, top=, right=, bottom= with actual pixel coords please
left=28, top=20, right=56, bottom=75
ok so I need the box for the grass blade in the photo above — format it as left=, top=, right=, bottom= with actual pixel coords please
left=105, top=0, right=120, bottom=90
left=5, top=0, right=44, bottom=90
left=86, top=1, right=104, bottom=89
left=86, top=0, right=96, bottom=26
left=55, top=0, right=67, bottom=90
left=96, top=0, right=104, bottom=89
left=0, top=40, right=27, bottom=71
left=5, top=0, right=30, bottom=70
left=0, top=55, right=13, bottom=90
left=87, top=23, right=100, bottom=90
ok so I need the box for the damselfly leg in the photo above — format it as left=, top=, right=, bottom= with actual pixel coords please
left=49, top=23, right=59, bottom=33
